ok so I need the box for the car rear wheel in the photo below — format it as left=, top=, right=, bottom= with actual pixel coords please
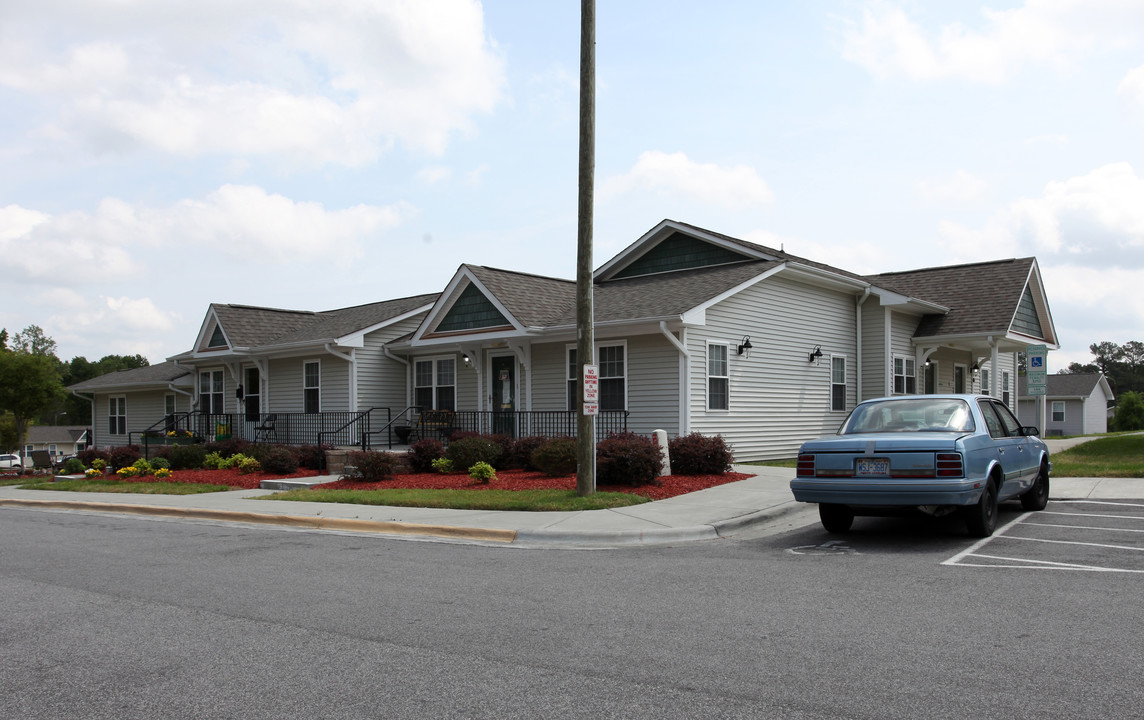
left=965, top=478, right=998, bottom=537
left=819, top=503, right=854, bottom=533
left=1020, top=463, right=1050, bottom=511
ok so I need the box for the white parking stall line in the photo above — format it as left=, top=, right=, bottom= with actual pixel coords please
left=1024, top=522, right=1144, bottom=534
left=1040, top=511, right=1144, bottom=521
left=942, top=514, right=1028, bottom=567
left=956, top=553, right=1144, bottom=574
left=997, top=535, right=1144, bottom=553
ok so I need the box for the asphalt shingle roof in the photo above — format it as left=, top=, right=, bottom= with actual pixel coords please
left=1018, top=372, right=1108, bottom=398
left=68, top=360, right=192, bottom=391
left=866, top=258, right=1035, bottom=338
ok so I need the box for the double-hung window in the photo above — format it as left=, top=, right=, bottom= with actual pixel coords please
left=1052, top=401, right=1065, bottom=423
left=707, top=343, right=729, bottom=411
left=567, top=344, right=627, bottom=411
left=1002, top=371, right=1011, bottom=406
left=831, top=356, right=847, bottom=411
left=304, top=361, right=321, bottom=414
left=109, top=396, right=126, bottom=436
left=415, top=357, right=456, bottom=411
left=199, top=370, right=224, bottom=415
left=981, top=368, right=991, bottom=395
left=893, top=356, right=916, bottom=394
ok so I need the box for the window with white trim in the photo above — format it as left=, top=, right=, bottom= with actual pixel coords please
left=304, top=361, right=321, bottom=414
left=831, top=356, right=847, bottom=411
left=199, top=370, right=224, bottom=415
left=1052, top=401, right=1065, bottom=423
left=893, top=356, right=916, bottom=394
left=415, top=357, right=456, bottom=411
left=1002, top=371, right=1011, bottom=406
left=981, top=368, right=991, bottom=395
left=707, top=343, right=729, bottom=411
left=109, top=396, right=126, bottom=436
left=567, top=344, right=627, bottom=411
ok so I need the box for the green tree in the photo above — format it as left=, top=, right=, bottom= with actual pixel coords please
left=12, top=324, right=58, bottom=357
left=0, top=351, right=65, bottom=452
left=57, top=354, right=150, bottom=425
left=1112, top=391, right=1144, bottom=432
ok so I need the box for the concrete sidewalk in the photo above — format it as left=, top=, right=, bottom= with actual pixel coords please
left=1, top=459, right=1140, bottom=548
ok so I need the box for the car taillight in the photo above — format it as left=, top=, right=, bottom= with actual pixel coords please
left=936, top=453, right=963, bottom=477
left=797, top=454, right=815, bottom=477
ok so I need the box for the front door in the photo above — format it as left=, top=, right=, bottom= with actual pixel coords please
left=491, top=355, right=516, bottom=436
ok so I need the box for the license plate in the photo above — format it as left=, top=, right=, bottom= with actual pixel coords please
left=856, top=458, right=890, bottom=476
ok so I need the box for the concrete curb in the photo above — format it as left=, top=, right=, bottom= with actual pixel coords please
left=0, top=498, right=517, bottom=544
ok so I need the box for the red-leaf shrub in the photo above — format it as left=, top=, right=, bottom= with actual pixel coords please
left=164, top=443, right=208, bottom=470
left=107, top=445, right=142, bottom=471
left=296, top=444, right=331, bottom=470
left=204, top=438, right=252, bottom=458
left=507, top=435, right=547, bottom=470
left=668, top=432, right=733, bottom=475
left=445, top=436, right=503, bottom=472
left=346, top=450, right=396, bottom=482
left=78, top=449, right=110, bottom=466
left=408, top=439, right=445, bottom=473
left=596, top=432, right=662, bottom=486
left=530, top=436, right=577, bottom=477
left=258, top=445, right=300, bottom=474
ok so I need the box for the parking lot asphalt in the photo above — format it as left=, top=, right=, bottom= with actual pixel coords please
left=1, top=450, right=1140, bottom=548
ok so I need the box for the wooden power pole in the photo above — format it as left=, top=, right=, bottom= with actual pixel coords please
left=576, top=0, right=596, bottom=496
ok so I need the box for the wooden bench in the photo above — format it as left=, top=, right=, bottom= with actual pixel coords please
left=409, top=410, right=456, bottom=444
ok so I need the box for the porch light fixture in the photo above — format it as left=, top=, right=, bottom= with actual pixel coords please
left=808, top=345, right=823, bottom=363
left=461, top=352, right=471, bottom=367
left=737, top=336, right=753, bottom=358
left=970, top=362, right=980, bottom=374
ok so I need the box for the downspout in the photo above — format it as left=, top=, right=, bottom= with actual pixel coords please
left=383, top=347, right=411, bottom=409
left=660, top=321, right=690, bottom=435
left=988, top=336, right=998, bottom=398
left=856, top=289, right=870, bottom=402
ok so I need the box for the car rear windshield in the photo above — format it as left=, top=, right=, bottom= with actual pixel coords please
left=841, top=398, right=974, bottom=434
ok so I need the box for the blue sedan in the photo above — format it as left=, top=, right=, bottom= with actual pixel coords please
left=789, top=394, right=1051, bottom=537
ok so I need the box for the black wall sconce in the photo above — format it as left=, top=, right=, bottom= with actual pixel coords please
left=808, top=345, right=823, bottom=363
left=970, top=362, right=980, bottom=374
left=461, top=352, right=472, bottom=367
left=737, top=336, right=753, bottom=358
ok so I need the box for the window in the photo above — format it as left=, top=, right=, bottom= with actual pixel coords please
left=567, top=344, right=627, bottom=411
left=244, top=367, right=261, bottom=422
left=304, top=361, right=321, bottom=414
left=707, top=343, right=729, bottom=411
left=49, top=444, right=58, bottom=457
left=981, top=368, right=990, bottom=395
left=893, top=356, right=916, bottom=394
left=1052, top=401, right=1065, bottom=423
left=954, top=365, right=967, bottom=394
left=923, top=361, right=938, bottom=394
left=831, top=356, right=847, bottom=411
left=164, top=393, right=176, bottom=431
left=414, top=357, right=456, bottom=411
left=1002, top=371, right=1011, bottom=407
left=109, top=396, right=126, bottom=435
left=199, top=370, right=224, bottom=415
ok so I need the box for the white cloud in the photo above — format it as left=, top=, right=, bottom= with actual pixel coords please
left=840, top=0, right=1144, bottom=82
left=0, top=186, right=414, bottom=283
left=417, top=166, right=453, bottom=185
left=918, top=170, right=990, bottom=204
left=1119, top=64, right=1144, bottom=112
left=937, top=163, right=1144, bottom=261
left=601, top=151, right=773, bottom=210
left=0, top=0, right=506, bottom=165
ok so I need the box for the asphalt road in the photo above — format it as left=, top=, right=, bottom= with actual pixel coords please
left=2, top=504, right=1142, bottom=719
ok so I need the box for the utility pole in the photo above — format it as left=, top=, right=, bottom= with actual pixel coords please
left=575, top=0, right=596, bottom=496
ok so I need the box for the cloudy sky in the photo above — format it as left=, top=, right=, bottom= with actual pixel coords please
left=2, top=0, right=1142, bottom=372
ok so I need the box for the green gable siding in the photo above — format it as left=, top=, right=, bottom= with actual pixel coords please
left=436, top=283, right=510, bottom=332
left=613, top=232, right=750, bottom=279
left=1011, top=285, right=1044, bottom=338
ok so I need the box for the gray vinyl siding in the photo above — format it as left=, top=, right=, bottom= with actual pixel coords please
left=888, top=310, right=921, bottom=395
left=626, top=334, right=681, bottom=437
left=356, top=315, right=426, bottom=412
left=1083, top=388, right=1108, bottom=434
left=92, top=389, right=183, bottom=449
left=530, top=342, right=568, bottom=411
left=268, top=357, right=350, bottom=413
left=860, top=304, right=886, bottom=400
left=689, top=274, right=858, bottom=461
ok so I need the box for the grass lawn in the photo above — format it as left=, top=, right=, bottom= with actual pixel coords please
left=261, top=486, right=650, bottom=511
left=1050, top=434, right=1144, bottom=478
left=19, top=478, right=233, bottom=494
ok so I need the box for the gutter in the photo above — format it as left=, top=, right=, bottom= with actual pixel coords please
left=324, top=343, right=356, bottom=410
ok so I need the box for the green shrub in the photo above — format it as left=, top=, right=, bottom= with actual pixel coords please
left=107, top=445, right=142, bottom=471
left=149, top=457, right=171, bottom=470
left=204, top=438, right=252, bottom=459
left=62, top=457, right=86, bottom=474
left=445, top=436, right=503, bottom=472
left=1113, top=391, right=1144, bottom=432
left=507, top=435, right=547, bottom=470
left=408, top=439, right=445, bottom=473
left=530, top=436, right=578, bottom=477
left=667, top=432, right=733, bottom=475
left=132, top=458, right=153, bottom=474
left=259, top=446, right=299, bottom=474
left=166, top=443, right=207, bottom=470
left=203, top=451, right=225, bottom=470
left=468, top=461, right=496, bottom=483
left=296, top=444, right=331, bottom=470
left=233, top=455, right=261, bottom=474
left=431, top=457, right=454, bottom=474
left=596, top=432, right=662, bottom=486
left=346, top=450, right=395, bottom=482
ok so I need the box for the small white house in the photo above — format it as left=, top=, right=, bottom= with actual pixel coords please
left=1018, top=373, right=1114, bottom=436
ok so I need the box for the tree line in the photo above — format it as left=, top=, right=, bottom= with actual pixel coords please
left=0, top=325, right=149, bottom=452
left=1061, top=340, right=1144, bottom=431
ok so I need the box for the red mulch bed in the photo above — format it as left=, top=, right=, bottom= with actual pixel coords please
left=314, top=469, right=751, bottom=500
left=118, top=468, right=750, bottom=500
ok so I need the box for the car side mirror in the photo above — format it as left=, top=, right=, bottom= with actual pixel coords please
left=1020, top=426, right=1040, bottom=437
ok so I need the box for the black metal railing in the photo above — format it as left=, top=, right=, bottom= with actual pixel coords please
left=448, top=410, right=628, bottom=442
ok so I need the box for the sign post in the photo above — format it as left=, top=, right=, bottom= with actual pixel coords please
left=1026, top=344, right=1048, bottom=432
left=582, top=363, right=599, bottom=416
